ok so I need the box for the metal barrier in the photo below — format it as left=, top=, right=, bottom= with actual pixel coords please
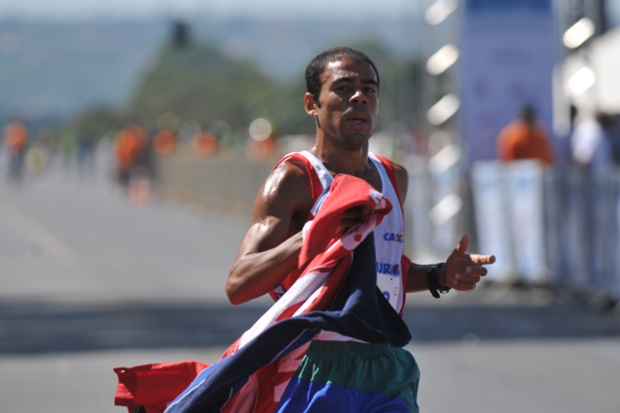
left=546, top=167, right=620, bottom=300
left=405, top=159, right=620, bottom=302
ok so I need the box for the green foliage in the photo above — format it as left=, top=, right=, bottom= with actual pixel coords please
left=72, top=106, right=127, bottom=141
left=130, top=43, right=278, bottom=140
left=71, top=35, right=424, bottom=145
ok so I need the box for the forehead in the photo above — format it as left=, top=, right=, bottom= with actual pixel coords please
left=320, top=56, right=378, bottom=85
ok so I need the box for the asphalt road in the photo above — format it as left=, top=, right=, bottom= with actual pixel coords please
left=0, top=156, right=619, bottom=413
left=0, top=158, right=250, bottom=305
left=1, top=339, right=619, bottom=413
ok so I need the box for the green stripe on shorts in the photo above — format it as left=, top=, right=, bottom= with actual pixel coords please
left=295, top=340, right=420, bottom=407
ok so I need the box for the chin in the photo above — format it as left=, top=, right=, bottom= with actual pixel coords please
left=341, top=133, right=371, bottom=150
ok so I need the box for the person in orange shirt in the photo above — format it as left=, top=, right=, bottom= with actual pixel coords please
left=193, top=132, right=219, bottom=158
left=115, top=126, right=147, bottom=187
left=5, top=120, right=28, bottom=155
left=154, top=129, right=177, bottom=157
left=4, top=119, right=29, bottom=181
left=497, top=104, right=554, bottom=166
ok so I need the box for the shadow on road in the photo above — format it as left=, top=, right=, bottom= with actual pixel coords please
left=2, top=298, right=619, bottom=355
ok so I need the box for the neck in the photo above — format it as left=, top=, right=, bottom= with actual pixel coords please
left=312, top=134, right=370, bottom=176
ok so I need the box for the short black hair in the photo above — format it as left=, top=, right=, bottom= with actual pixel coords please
left=305, top=47, right=380, bottom=104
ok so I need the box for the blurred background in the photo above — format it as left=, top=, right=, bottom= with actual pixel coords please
left=1, top=1, right=619, bottom=412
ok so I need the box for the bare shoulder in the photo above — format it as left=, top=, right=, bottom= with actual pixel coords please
left=252, top=158, right=314, bottom=222
left=237, top=159, right=313, bottom=256
left=390, top=161, right=409, bottom=180
left=387, top=160, right=409, bottom=205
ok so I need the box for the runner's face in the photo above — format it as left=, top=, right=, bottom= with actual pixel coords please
left=314, top=57, right=379, bottom=148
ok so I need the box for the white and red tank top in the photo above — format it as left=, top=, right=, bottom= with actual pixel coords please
left=274, top=150, right=407, bottom=314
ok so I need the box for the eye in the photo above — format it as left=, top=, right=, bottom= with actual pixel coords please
left=334, top=84, right=353, bottom=94
left=364, top=86, right=378, bottom=96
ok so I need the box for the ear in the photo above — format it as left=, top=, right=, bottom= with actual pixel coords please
left=304, top=92, right=320, bottom=117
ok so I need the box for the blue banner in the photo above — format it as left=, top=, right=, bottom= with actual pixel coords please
left=459, top=0, right=556, bottom=164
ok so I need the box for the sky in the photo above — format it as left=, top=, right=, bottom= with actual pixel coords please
left=0, top=0, right=425, bottom=19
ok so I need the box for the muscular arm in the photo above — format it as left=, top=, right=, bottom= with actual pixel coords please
left=226, top=162, right=313, bottom=305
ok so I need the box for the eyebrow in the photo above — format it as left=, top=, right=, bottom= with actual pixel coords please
left=332, top=76, right=378, bottom=86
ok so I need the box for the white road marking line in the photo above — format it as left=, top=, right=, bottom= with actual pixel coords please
left=1, top=202, right=78, bottom=263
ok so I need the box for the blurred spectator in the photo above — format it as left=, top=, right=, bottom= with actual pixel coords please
left=77, top=135, right=98, bottom=176
left=247, top=117, right=277, bottom=160
left=497, top=104, right=554, bottom=166
left=4, top=119, right=29, bottom=182
left=154, top=129, right=177, bottom=157
left=556, top=104, right=579, bottom=165
left=247, top=136, right=277, bottom=160
left=115, top=125, right=147, bottom=188
left=137, top=131, right=159, bottom=184
left=571, top=111, right=618, bottom=173
left=193, top=132, right=219, bottom=158
left=26, top=143, right=49, bottom=177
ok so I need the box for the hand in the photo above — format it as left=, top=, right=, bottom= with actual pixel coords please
left=340, top=205, right=372, bottom=235
left=442, top=235, right=495, bottom=291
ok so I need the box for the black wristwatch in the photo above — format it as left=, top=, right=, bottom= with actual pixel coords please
left=427, top=263, right=451, bottom=299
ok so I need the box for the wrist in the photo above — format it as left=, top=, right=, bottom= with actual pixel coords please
left=427, top=263, right=451, bottom=299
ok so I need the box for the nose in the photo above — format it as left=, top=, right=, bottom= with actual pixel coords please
left=350, top=89, right=368, bottom=105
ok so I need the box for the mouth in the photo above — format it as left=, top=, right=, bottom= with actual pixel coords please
left=346, top=119, right=368, bottom=127
left=344, top=114, right=370, bottom=126
left=342, top=117, right=371, bottom=137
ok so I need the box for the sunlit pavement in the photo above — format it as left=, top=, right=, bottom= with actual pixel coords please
left=0, top=155, right=251, bottom=305
left=1, top=340, right=618, bottom=413
left=0, top=156, right=619, bottom=413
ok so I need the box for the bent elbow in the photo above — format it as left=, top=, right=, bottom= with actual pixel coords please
left=225, top=278, right=242, bottom=305
left=227, top=291, right=243, bottom=306
left=225, top=268, right=247, bottom=305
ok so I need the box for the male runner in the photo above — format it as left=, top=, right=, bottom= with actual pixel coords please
left=226, top=47, right=495, bottom=412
